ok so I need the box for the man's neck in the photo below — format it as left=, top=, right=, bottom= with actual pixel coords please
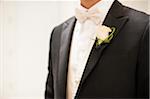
left=80, top=0, right=101, bottom=9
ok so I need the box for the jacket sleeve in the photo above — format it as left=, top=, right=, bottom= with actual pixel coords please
left=136, top=22, right=149, bottom=98
left=45, top=28, right=55, bottom=99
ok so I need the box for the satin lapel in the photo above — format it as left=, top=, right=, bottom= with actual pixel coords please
left=57, top=17, right=76, bottom=98
left=76, top=0, right=129, bottom=97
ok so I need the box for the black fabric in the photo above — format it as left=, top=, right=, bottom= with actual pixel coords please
left=45, top=0, right=149, bottom=98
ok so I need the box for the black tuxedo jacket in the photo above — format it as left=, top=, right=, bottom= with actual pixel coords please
left=45, top=0, right=149, bottom=98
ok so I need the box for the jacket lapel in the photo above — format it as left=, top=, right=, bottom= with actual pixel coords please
left=76, top=0, right=129, bottom=97
left=57, top=17, right=76, bottom=98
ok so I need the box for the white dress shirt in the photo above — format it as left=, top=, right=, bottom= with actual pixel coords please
left=67, top=0, right=115, bottom=99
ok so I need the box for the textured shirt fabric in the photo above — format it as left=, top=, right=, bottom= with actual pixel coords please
left=67, top=0, right=115, bottom=99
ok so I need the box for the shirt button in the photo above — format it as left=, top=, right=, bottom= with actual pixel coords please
left=75, top=80, right=80, bottom=85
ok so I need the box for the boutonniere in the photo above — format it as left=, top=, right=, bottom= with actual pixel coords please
left=95, top=25, right=116, bottom=47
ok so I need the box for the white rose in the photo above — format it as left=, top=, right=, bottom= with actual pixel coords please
left=96, top=25, right=112, bottom=40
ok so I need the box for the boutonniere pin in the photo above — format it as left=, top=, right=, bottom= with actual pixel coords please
left=95, top=25, right=116, bottom=47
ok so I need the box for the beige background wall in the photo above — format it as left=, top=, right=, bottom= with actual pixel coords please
left=0, top=0, right=149, bottom=99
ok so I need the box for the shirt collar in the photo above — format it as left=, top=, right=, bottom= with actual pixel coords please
left=77, top=0, right=115, bottom=24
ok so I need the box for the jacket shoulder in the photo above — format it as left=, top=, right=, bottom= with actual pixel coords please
left=123, top=5, right=149, bottom=24
left=50, top=17, right=74, bottom=37
left=53, top=16, right=76, bottom=30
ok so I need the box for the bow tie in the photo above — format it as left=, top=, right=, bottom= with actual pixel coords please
left=75, top=8, right=101, bottom=24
